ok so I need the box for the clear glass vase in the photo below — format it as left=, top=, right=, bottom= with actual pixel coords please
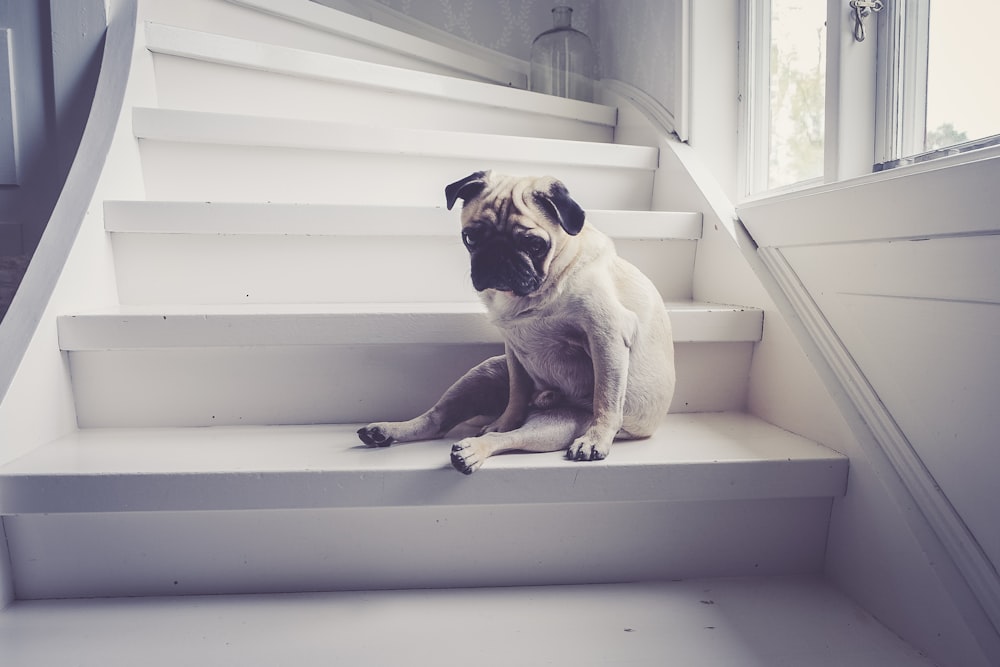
left=529, top=5, right=595, bottom=102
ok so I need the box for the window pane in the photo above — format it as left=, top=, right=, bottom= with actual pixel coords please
left=768, top=0, right=826, bottom=189
left=924, top=0, right=1000, bottom=152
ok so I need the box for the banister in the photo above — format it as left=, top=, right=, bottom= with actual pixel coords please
left=0, top=0, right=138, bottom=402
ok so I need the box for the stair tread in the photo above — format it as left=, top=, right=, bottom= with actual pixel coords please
left=57, top=301, right=764, bottom=347
left=0, top=576, right=933, bottom=667
left=145, top=22, right=614, bottom=126
left=132, top=107, right=659, bottom=170
left=0, top=412, right=846, bottom=514
left=104, top=201, right=703, bottom=239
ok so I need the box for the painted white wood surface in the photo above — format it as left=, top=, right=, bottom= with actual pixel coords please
left=58, top=302, right=762, bottom=348
left=104, top=202, right=701, bottom=303
left=0, top=2, right=863, bottom=659
left=781, top=237, right=1000, bottom=594
left=0, top=412, right=845, bottom=514
left=0, top=0, right=148, bottom=466
left=0, top=577, right=936, bottom=666
left=739, top=153, right=1000, bottom=247
left=103, top=201, right=703, bottom=238
left=61, top=343, right=754, bottom=428
left=5, top=497, right=832, bottom=599
left=133, top=108, right=657, bottom=208
left=108, top=235, right=697, bottom=303
left=739, top=155, right=1000, bottom=663
left=146, top=22, right=612, bottom=141
left=610, top=77, right=997, bottom=666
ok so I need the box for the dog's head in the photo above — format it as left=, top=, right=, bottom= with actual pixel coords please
left=445, top=171, right=585, bottom=296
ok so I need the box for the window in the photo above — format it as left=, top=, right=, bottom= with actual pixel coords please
left=876, top=0, right=1000, bottom=169
left=741, top=0, right=1000, bottom=195
left=742, top=0, right=828, bottom=194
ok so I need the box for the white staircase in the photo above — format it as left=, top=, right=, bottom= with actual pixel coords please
left=0, top=1, right=936, bottom=664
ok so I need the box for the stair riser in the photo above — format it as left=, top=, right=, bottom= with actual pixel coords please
left=6, top=498, right=830, bottom=599
left=67, top=342, right=751, bottom=427
left=110, top=234, right=697, bottom=304
left=152, top=56, right=613, bottom=143
left=137, top=142, right=656, bottom=209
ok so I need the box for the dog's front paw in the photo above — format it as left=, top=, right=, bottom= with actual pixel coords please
left=357, top=424, right=395, bottom=448
left=567, top=431, right=612, bottom=461
left=450, top=439, right=485, bottom=475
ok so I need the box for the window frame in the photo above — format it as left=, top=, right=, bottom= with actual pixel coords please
left=739, top=0, right=998, bottom=202
left=874, top=0, right=929, bottom=168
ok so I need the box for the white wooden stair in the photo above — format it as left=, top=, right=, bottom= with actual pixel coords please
left=132, top=107, right=657, bottom=206
left=0, top=577, right=934, bottom=666
left=0, top=1, right=930, bottom=664
left=145, top=22, right=612, bottom=140
left=103, top=201, right=701, bottom=304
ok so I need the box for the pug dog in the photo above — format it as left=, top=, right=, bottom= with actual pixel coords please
left=358, top=170, right=675, bottom=474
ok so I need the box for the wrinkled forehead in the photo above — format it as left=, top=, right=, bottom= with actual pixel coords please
left=461, top=175, right=551, bottom=229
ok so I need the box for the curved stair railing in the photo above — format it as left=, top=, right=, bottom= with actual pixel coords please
left=0, top=0, right=138, bottom=404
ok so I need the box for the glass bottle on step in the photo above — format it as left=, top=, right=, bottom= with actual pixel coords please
left=529, top=5, right=596, bottom=102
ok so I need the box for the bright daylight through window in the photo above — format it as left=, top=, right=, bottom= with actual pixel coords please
left=922, top=1, right=1000, bottom=155
left=767, top=0, right=826, bottom=191
left=744, top=0, right=1000, bottom=195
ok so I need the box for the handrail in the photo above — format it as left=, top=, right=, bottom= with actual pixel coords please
left=0, top=0, right=138, bottom=402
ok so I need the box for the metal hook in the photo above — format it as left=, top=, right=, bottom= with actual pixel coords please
left=849, top=0, right=884, bottom=42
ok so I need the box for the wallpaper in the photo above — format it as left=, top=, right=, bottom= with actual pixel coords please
left=372, top=0, right=598, bottom=63
left=352, top=0, right=681, bottom=121
left=596, top=0, right=679, bottom=117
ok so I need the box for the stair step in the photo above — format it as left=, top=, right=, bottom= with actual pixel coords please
left=58, top=302, right=763, bottom=349
left=0, top=412, right=845, bottom=514
left=0, top=413, right=846, bottom=597
left=103, top=201, right=702, bottom=239
left=146, top=22, right=614, bottom=141
left=132, top=108, right=659, bottom=208
left=143, top=0, right=525, bottom=86
left=105, top=201, right=701, bottom=304
left=0, top=577, right=934, bottom=666
left=57, top=303, right=761, bottom=427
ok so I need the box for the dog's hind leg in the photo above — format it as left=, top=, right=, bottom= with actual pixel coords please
left=357, top=355, right=510, bottom=447
left=450, top=408, right=591, bottom=474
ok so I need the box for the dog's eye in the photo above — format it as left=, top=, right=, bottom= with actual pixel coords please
left=523, top=236, right=549, bottom=257
left=462, top=228, right=483, bottom=249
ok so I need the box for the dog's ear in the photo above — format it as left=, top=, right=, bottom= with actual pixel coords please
left=534, top=180, right=585, bottom=236
left=445, top=171, right=489, bottom=210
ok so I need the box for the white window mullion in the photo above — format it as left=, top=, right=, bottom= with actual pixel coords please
left=875, top=0, right=930, bottom=168
left=825, top=0, right=878, bottom=182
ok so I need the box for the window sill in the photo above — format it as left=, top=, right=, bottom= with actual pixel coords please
left=736, top=147, right=1000, bottom=248
left=738, top=141, right=1000, bottom=209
